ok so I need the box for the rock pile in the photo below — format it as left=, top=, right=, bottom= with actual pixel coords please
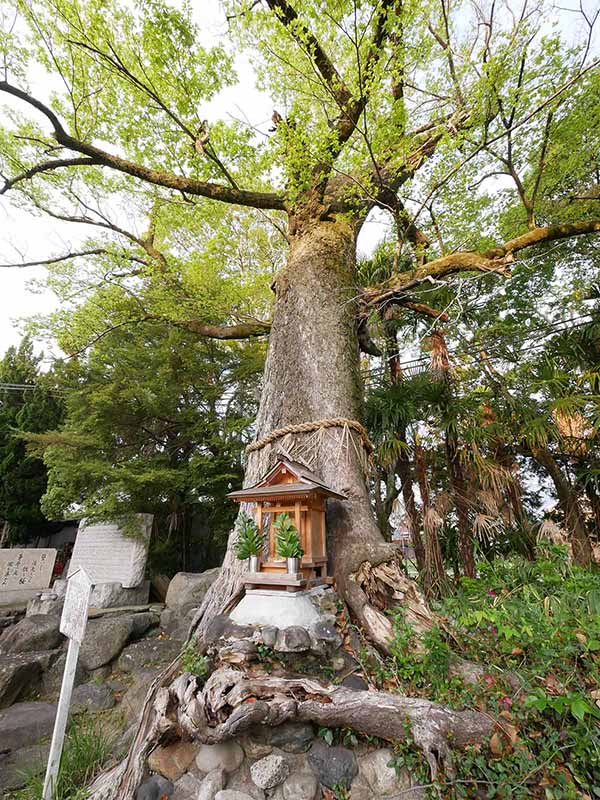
left=1, top=574, right=423, bottom=799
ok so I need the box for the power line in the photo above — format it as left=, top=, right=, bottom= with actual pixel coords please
left=362, top=311, right=600, bottom=379
left=0, top=383, right=67, bottom=396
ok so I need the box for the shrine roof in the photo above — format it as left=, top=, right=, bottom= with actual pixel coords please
left=227, top=458, right=347, bottom=501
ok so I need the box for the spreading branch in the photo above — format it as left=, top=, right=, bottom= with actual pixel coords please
left=0, top=248, right=109, bottom=268
left=0, top=156, right=97, bottom=194
left=154, top=317, right=271, bottom=340
left=0, top=81, right=285, bottom=211
left=362, top=219, right=600, bottom=307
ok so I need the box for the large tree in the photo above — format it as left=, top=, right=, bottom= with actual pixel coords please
left=3, top=0, right=599, bottom=644
left=1, top=0, right=600, bottom=791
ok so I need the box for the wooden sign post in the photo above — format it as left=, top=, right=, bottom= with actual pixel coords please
left=42, top=568, right=94, bottom=800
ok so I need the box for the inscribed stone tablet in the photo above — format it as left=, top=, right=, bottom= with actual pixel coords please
left=68, top=515, right=152, bottom=588
left=0, top=549, right=57, bottom=592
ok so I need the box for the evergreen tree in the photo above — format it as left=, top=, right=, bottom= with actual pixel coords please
left=28, top=324, right=263, bottom=574
left=0, top=336, right=64, bottom=544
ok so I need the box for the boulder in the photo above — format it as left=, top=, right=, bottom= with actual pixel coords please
left=165, top=569, right=220, bottom=611
left=240, top=733, right=273, bottom=760
left=79, top=612, right=157, bottom=670
left=218, top=639, right=256, bottom=665
left=136, top=774, right=174, bottom=800
left=172, top=773, right=203, bottom=800
left=224, top=763, right=266, bottom=800
left=0, top=651, right=56, bottom=708
left=71, top=681, right=116, bottom=713
left=274, top=626, right=311, bottom=653
left=121, top=668, right=161, bottom=722
left=0, top=614, right=63, bottom=654
left=250, top=754, right=290, bottom=789
left=0, top=701, right=56, bottom=752
left=197, top=769, right=226, bottom=800
left=271, top=722, right=314, bottom=753
left=356, top=748, right=397, bottom=795
left=147, top=740, right=199, bottom=781
left=26, top=594, right=64, bottom=617
left=341, top=674, right=368, bottom=692
left=272, top=768, right=319, bottom=800
left=42, top=650, right=89, bottom=696
left=195, top=741, right=244, bottom=774
left=117, top=637, right=183, bottom=672
left=128, top=610, right=160, bottom=639
left=310, top=619, right=343, bottom=649
left=160, top=606, right=198, bottom=640
left=354, top=748, right=421, bottom=799
left=307, top=740, right=358, bottom=789
left=204, top=615, right=253, bottom=645
left=215, top=793, right=256, bottom=800
left=0, top=742, right=50, bottom=793
left=256, top=626, right=278, bottom=648
left=79, top=616, right=135, bottom=670
left=89, top=580, right=150, bottom=609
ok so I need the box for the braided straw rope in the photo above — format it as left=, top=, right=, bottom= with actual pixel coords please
left=246, top=417, right=374, bottom=456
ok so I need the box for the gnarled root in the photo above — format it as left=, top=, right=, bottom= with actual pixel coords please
left=105, top=665, right=494, bottom=799
left=191, top=667, right=493, bottom=777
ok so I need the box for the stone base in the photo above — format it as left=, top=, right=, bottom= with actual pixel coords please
left=53, top=579, right=150, bottom=609
left=26, top=594, right=64, bottom=617
left=0, top=589, right=43, bottom=609
left=229, top=588, right=323, bottom=628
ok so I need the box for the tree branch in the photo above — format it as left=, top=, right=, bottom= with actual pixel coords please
left=265, top=0, right=354, bottom=112
left=0, top=81, right=285, bottom=211
left=362, top=218, right=600, bottom=306
left=149, top=316, right=271, bottom=340
left=0, top=156, right=97, bottom=194
left=0, top=248, right=109, bottom=268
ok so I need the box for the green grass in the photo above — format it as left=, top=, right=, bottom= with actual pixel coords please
left=12, top=713, right=116, bottom=800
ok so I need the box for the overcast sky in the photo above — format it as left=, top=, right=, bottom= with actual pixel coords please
left=0, top=0, right=387, bottom=362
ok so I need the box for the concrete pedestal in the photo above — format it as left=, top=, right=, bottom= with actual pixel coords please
left=229, top=588, right=323, bottom=628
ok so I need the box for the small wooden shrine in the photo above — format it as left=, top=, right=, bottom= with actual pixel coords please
left=227, top=458, right=346, bottom=591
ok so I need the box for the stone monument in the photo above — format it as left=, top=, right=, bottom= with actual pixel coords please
left=0, top=548, right=57, bottom=607
left=54, top=515, right=153, bottom=609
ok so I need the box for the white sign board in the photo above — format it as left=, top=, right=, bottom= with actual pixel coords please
left=60, top=568, right=93, bottom=644
left=0, top=549, right=56, bottom=592
left=68, top=515, right=152, bottom=588
left=43, top=569, right=94, bottom=800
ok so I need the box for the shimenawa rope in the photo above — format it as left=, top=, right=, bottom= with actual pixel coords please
left=246, top=417, right=374, bottom=456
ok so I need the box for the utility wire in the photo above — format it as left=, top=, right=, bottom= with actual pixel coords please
left=362, top=311, right=600, bottom=378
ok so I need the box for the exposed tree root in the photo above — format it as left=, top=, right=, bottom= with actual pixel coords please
left=94, top=664, right=495, bottom=799
left=98, top=547, right=498, bottom=799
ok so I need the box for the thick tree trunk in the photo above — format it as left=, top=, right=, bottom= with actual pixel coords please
left=445, top=430, right=475, bottom=577
left=192, top=215, right=430, bottom=647
left=397, top=449, right=426, bottom=571
left=430, top=330, right=475, bottom=577
left=112, top=215, right=435, bottom=798
left=414, top=437, right=448, bottom=598
left=374, top=465, right=399, bottom=541
left=583, top=476, right=600, bottom=538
